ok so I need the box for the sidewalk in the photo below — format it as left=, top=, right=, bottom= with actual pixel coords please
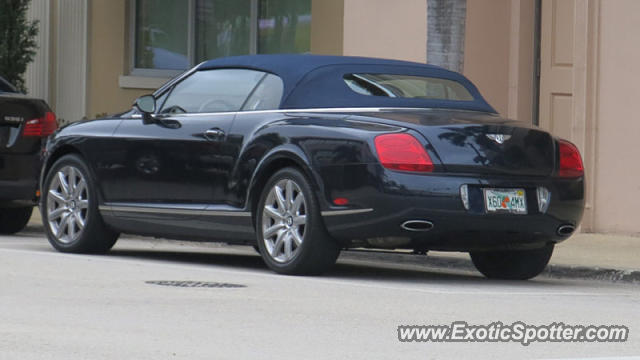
left=26, top=208, right=640, bottom=283
left=343, top=232, right=640, bottom=284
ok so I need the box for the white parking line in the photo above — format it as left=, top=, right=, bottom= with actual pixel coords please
left=0, top=246, right=636, bottom=298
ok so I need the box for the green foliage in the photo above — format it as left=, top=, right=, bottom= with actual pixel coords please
left=0, top=0, right=39, bottom=93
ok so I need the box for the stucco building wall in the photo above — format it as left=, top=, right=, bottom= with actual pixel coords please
left=593, top=0, right=640, bottom=233
left=342, top=0, right=427, bottom=63
left=87, top=0, right=149, bottom=118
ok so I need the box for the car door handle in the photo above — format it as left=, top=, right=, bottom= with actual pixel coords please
left=204, top=128, right=225, bottom=140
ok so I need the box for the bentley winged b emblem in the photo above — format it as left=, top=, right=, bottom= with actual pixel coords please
left=486, top=134, right=511, bottom=144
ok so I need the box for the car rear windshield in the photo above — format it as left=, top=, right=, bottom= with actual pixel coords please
left=0, top=77, right=17, bottom=93
left=344, top=73, right=474, bottom=101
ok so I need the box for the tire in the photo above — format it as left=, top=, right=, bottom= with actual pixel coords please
left=0, top=206, right=33, bottom=234
left=40, top=154, right=119, bottom=253
left=256, top=167, right=340, bottom=275
left=470, top=244, right=554, bottom=280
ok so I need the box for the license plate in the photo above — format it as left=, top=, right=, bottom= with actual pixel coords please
left=484, top=188, right=527, bottom=214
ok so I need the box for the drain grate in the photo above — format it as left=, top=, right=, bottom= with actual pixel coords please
left=145, top=281, right=246, bottom=288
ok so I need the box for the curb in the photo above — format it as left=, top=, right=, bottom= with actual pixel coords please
left=341, top=250, right=640, bottom=284
left=26, top=218, right=640, bottom=284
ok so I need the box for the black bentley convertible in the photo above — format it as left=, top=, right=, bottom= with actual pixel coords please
left=39, top=55, right=584, bottom=279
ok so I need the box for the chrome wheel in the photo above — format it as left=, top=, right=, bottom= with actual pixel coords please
left=46, top=165, right=89, bottom=244
left=262, top=179, right=307, bottom=263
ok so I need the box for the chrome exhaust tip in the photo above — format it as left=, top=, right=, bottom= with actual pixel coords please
left=401, top=220, right=434, bottom=232
left=557, top=224, right=576, bottom=236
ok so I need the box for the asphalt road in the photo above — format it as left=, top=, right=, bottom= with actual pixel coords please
left=1, top=230, right=639, bottom=360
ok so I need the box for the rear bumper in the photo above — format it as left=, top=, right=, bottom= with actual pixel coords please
left=0, top=179, right=38, bottom=205
left=319, top=164, right=584, bottom=251
left=0, top=152, right=42, bottom=205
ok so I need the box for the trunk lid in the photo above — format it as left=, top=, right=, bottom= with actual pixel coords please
left=0, top=93, right=52, bottom=183
left=0, top=93, right=50, bottom=154
left=351, top=109, right=555, bottom=177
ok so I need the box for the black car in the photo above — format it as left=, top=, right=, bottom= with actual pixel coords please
left=39, top=55, right=584, bottom=279
left=0, top=76, right=57, bottom=234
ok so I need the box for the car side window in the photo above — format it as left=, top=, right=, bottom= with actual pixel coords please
left=154, top=90, right=170, bottom=111
left=241, top=74, right=284, bottom=111
left=343, top=74, right=475, bottom=101
left=159, top=69, right=265, bottom=114
left=0, top=76, right=17, bottom=93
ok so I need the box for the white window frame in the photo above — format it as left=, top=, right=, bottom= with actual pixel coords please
left=127, top=0, right=259, bottom=78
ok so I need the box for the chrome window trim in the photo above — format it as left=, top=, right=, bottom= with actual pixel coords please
left=99, top=204, right=372, bottom=217
left=99, top=204, right=251, bottom=217
left=129, top=106, right=495, bottom=120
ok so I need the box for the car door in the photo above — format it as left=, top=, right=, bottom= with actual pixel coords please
left=101, top=69, right=267, bottom=214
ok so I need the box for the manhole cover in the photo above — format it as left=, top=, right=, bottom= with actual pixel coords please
left=145, top=281, right=246, bottom=288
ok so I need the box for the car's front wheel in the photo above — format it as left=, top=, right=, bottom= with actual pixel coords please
left=256, top=167, right=340, bottom=275
left=470, top=244, right=554, bottom=280
left=0, top=206, right=33, bottom=234
left=41, top=154, right=118, bottom=253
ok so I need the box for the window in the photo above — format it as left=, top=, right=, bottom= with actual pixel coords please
left=343, top=74, right=475, bottom=101
left=242, top=74, right=284, bottom=111
left=0, top=77, right=17, bottom=93
left=131, top=0, right=311, bottom=76
left=134, top=0, right=190, bottom=73
left=258, top=0, right=311, bottom=54
left=195, top=0, right=252, bottom=61
left=159, top=69, right=273, bottom=114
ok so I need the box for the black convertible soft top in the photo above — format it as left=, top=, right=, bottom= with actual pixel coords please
left=197, top=54, right=496, bottom=113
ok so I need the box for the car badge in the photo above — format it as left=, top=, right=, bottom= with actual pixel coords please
left=3, top=116, right=23, bottom=124
left=486, top=134, right=511, bottom=144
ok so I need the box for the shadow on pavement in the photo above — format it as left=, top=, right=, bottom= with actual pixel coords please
left=10, top=228, right=584, bottom=287
left=104, top=247, right=573, bottom=287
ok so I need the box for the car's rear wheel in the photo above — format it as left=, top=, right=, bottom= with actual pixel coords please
left=0, top=206, right=33, bottom=234
left=41, top=154, right=118, bottom=253
left=256, top=167, right=340, bottom=275
left=470, top=244, right=554, bottom=280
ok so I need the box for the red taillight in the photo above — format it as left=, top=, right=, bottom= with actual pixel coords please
left=557, top=139, right=584, bottom=178
left=23, top=111, right=57, bottom=137
left=374, top=133, right=434, bottom=172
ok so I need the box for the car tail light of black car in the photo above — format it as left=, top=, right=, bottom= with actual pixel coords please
left=557, top=139, right=584, bottom=178
left=374, top=133, right=434, bottom=173
left=22, top=111, right=58, bottom=138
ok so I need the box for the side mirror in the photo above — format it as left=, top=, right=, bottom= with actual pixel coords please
left=134, top=95, right=156, bottom=124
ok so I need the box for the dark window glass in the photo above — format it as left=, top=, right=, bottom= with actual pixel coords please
left=160, top=69, right=265, bottom=114
left=258, top=0, right=311, bottom=54
left=133, top=0, right=311, bottom=70
left=135, top=0, right=189, bottom=70
left=195, top=0, right=252, bottom=62
left=154, top=90, right=170, bottom=111
left=0, top=77, right=16, bottom=93
left=344, top=74, right=475, bottom=101
left=242, top=74, right=284, bottom=111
